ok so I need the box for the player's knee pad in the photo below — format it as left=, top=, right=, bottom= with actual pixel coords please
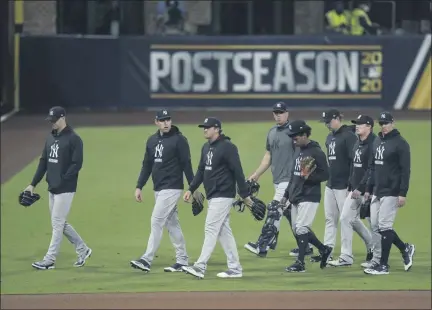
left=257, top=201, right=281, bottom=249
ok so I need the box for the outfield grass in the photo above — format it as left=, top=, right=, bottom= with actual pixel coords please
left=1, top=121, right=430, bottom=294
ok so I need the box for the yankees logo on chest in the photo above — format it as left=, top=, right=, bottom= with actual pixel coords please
left=353, top=148, right=362, bottom=167
left=374, top=143, right=385, bottom=165
left=205, top=149, right=213, bottom=170
left=154, top=141, right=164, bottom=163
left=48, top=141, right=59, bottom=163
left=328, top=140, right=336, bottom=160
left=293, top=154, right=302, bottom=176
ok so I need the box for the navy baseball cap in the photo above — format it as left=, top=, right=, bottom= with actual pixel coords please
left=378, top=111, right=394, bottom=124
left=287, top=120, right=311, bottom=137
left=155, top=109, right=171, bottom=121
left=198, top=117, right=222, bottom=129
left=46, top=106, right=66, bottom=122
left=351, top=114, right=374, bottom=127
left=320, top=109, right=342, bottom=123
left=273, top=102, right=287, bottom=112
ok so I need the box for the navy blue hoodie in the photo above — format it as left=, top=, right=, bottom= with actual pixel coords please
left=136, top=125, right=194, bottom=191
left=366, top=129, right=411, bottom=197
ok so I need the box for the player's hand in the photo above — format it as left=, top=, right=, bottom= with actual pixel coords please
left=24, top=185, right=34, bottom=195
left=248, top=172, right=259, bottom=182
left=243, top=196, right=253, bottom=206
left=351, top=190, right=361, bottom=199
left=364, top=192, right=370, bottom=201
left=398, top=196, right=406, bottom=208
left=183, top=191, right=192, bottom=202
left=135, top=188, right=142, bottom=203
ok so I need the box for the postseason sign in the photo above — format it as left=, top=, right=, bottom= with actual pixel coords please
left=149, top=44, right=383, bottom=99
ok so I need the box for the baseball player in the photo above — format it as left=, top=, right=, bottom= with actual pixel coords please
left=310, top=109, right=357, bottom=264
left=279, top=120, right=332, bottom=272
left=24, top=106, right=92, bottom=270
left=328, top=115, right=375, bottom=267
left=363, top=112, right=415, bottom=275
left=182, top=117, right=252, bottom=279
left=244, top=102, right=314, bottom=257
left=130, top=109, right=194, bottom=273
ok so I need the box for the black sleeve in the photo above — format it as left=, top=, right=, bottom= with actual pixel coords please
left=63, top=135, right=84, bottom=181
left=188, top=145, right=205, bottom=193
left=346, top=133, right=358, bottom=162
left=31, top=142, right=48, bottom=187
left=136, top=140, right=153, bottom=190
left=365, top=146, right=376, bottom=193
left=398, top=139, right=411, bottom=197
left=305, top=148, right=329, bottom=184
left=177, top=135, right=194, bottom=185
left=359, top=16, right=375, bottom=33
left=357, top=140, right=374, bottom=193
left=226, top=143, right=249, bottom=199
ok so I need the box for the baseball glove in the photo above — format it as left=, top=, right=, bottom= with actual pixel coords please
left=18, top=191, right=40, bottom=207
left=191, top=191, right=205, bottom=216
left=243, top=196, right=266, bottom=221
left=246, top=180, right=260, bottom=197
left=360, top=198, right=371, bottom=219
left=300, top=156, right=316, bottom=179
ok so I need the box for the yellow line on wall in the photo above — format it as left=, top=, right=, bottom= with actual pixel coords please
left=408, top=58, right=432, bottom=110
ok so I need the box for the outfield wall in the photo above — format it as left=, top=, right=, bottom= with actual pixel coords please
left=19, top=34, right=431, bottom=113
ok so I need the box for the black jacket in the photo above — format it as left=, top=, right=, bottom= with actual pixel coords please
left=136, top=126, right=194, bottom=191
left=189, top=135, right=249, bottom=200
left=31, top=126, right=83, bottom=194
left=349, top=132, right=377, bottom=194
left=325, top=125, right=358, bottom=189
left=284, top=140, right=329, bottom=204
left=366, top=129, right=411, bottom=197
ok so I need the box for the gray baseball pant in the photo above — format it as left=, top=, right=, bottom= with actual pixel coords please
left=369, top=196, right=399, bottom=264
left=323, top=187, right=348, bottom=250
left=141, top=189, right=188, bottom=266
left=339, top=191, right=373, bottom=264
left=194, top=197, right=242, bottom=274
left=43, top=192, right=88, bottom=263
left=291, top=202, right=319, bottom=235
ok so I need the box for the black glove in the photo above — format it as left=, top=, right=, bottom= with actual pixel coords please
left=18, top=191, right=40, bottom=207
left=244, top=196, right=266, bottom=221
left=191, top=191, right=205, bottom=216
left=246, top=180, right=260, bottom=197
left=360, top=198, right=371, bottom=219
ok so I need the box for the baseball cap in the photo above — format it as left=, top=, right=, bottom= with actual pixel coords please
left=273, top=102, right=287, bottom=112
left=351, top=114, right=374, bottom=127
left=287, top=120, right=311, bottom=137
left=46, top=106, right=66, bottom=123
left=198, top=117, right=222, bottom=129
left=320, top=109, right=342, bottom=123
left=378, top=111, right=394, bottom=124
left=155, top=109, right=171, bottom=121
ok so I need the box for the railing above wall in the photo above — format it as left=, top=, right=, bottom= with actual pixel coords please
left=19, top=34, right=432, bottom=112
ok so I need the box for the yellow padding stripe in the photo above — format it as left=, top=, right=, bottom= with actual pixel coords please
left=408, top=58, right=432, bottom=110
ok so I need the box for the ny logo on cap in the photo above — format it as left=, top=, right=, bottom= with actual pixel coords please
left=163, top=110, right=167, bottom=115
left=277, top=103, right=281, bottom=107
left=50, top=110, right=54, bottom=116
left=358, top=115, right=362, bottom=119
left=322, top=112, right=326, bottom=117
left=289, top=125, right=292, bottom=130
left=204, top=118, right=208, bottom=123
left=381, top=113, right=386, bottom=119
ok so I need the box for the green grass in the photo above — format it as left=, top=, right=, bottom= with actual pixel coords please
left=1, top=121, right=431, bottom=294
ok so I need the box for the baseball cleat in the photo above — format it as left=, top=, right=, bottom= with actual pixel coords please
left=182, top=266, right=204, bottom=279
left=289, top=247, right=314, bottom=257
left=364, top=263, right=389, bottom=275
left=320, top=246, right=333, bottom=269
left=286, top=260, right=306, bottom=273
left=32, top=260, right=55, bottom=270
left=74, top=248, right=92, bottom=267
left=402, top=243, right=415, bottom=271
left=164, top=263, right=187, bottom=272
left=361, top=260, right=378, bottom=269
left=328, top=257, right=352, bottom=267
left=130, top=258, right=151, bottom=272
left=216, top=270, right=243, bottom=278
left=244, top=242, right=259, bottom=254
